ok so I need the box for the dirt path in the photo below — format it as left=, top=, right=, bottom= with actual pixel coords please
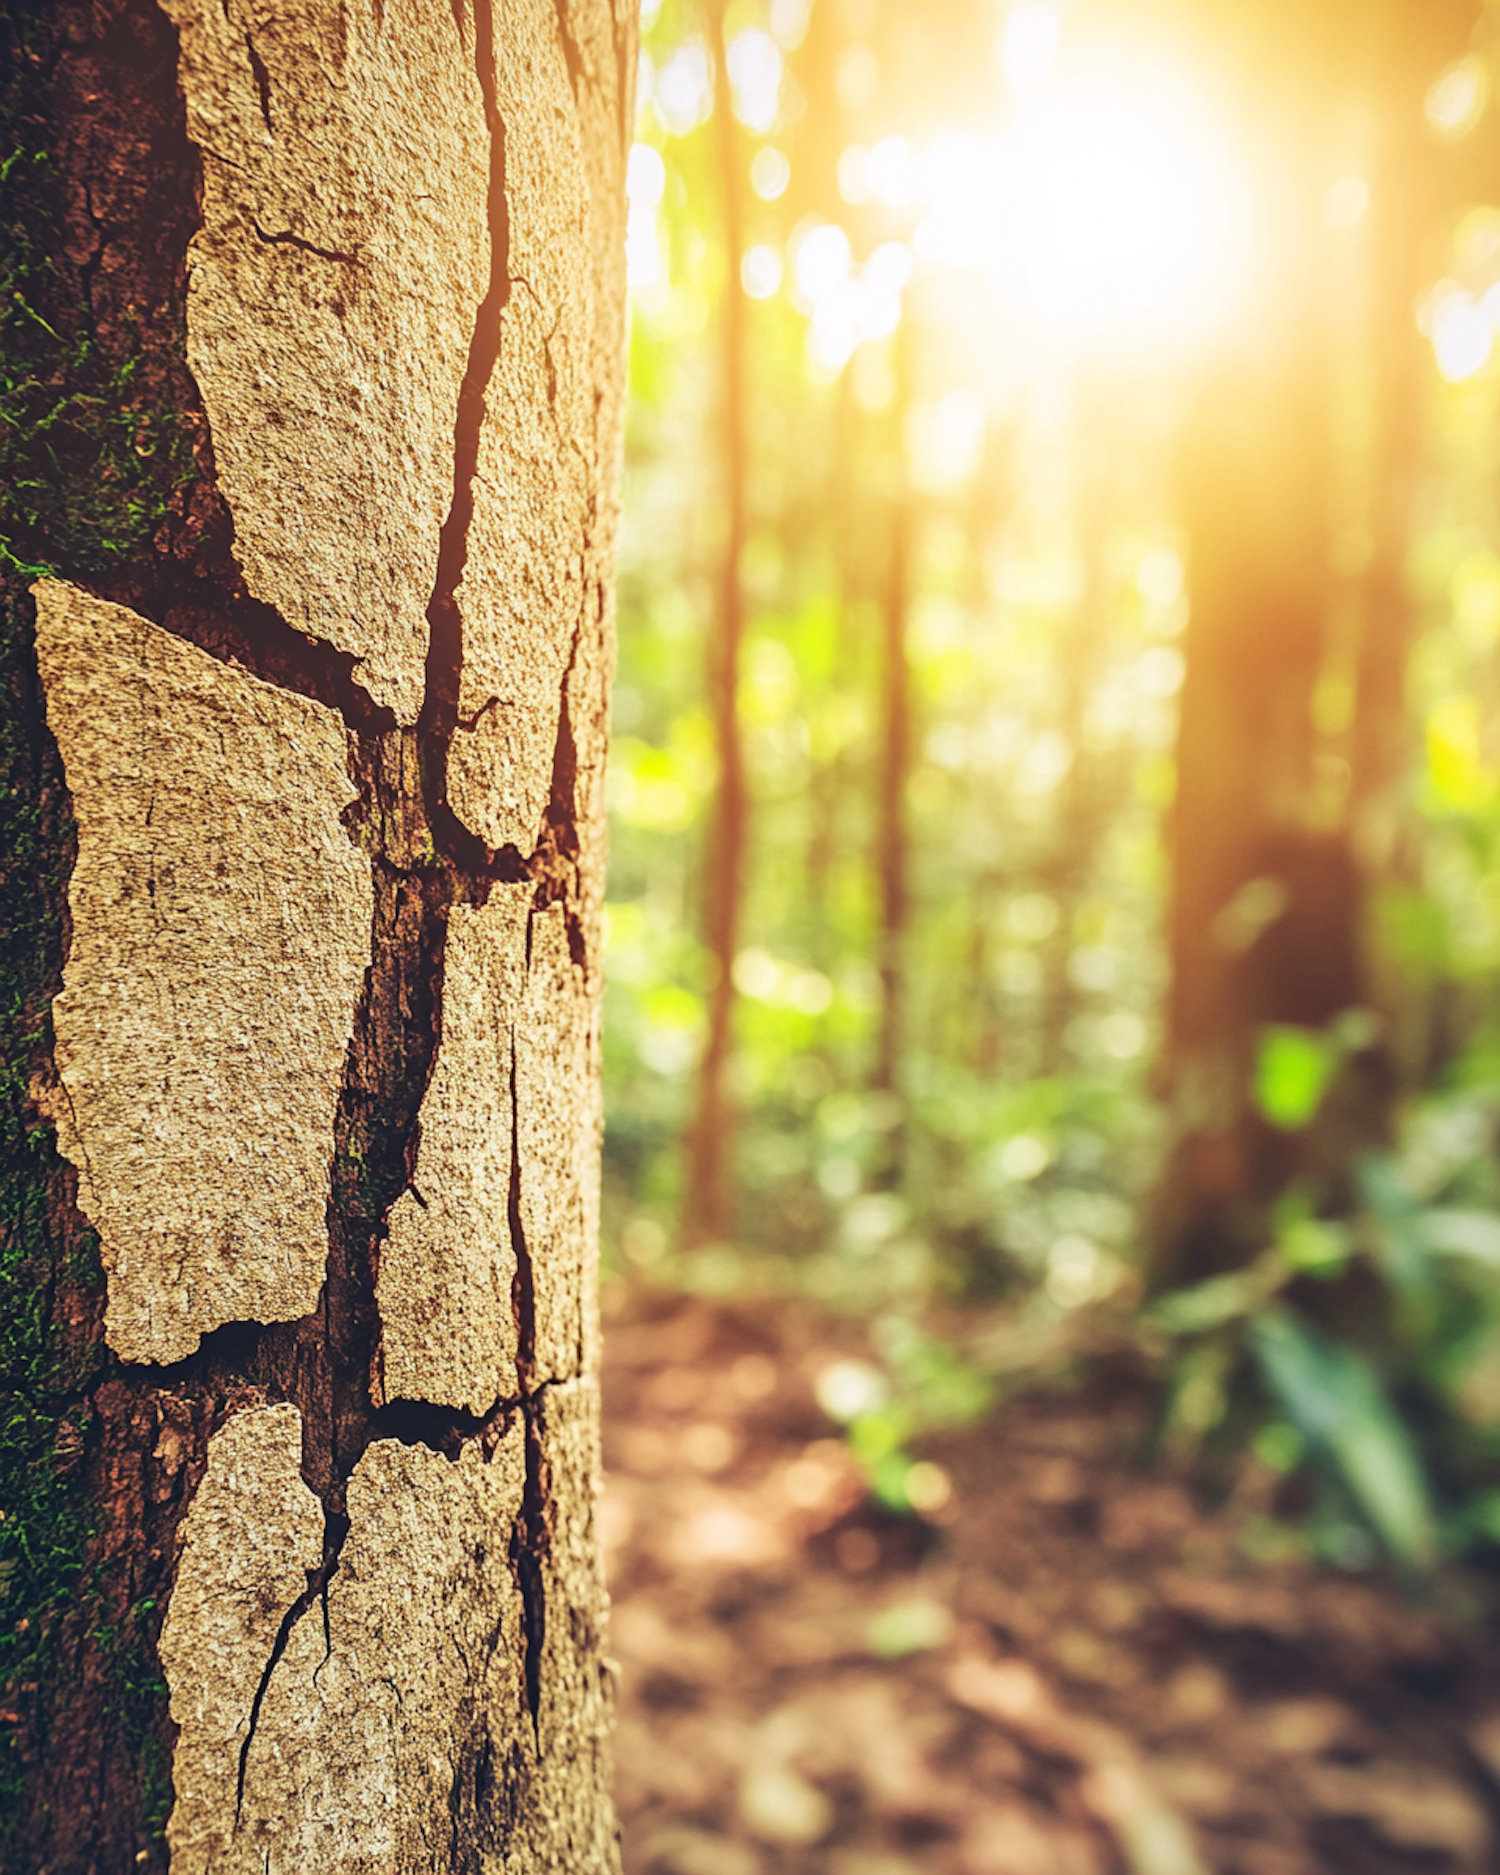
left=603, top=1289, right=1500, bottom=1875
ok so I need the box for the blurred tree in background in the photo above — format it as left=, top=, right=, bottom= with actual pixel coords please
left=605, top=0, right=1500, bottom=1571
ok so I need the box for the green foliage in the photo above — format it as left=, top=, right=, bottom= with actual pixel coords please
left=1253, top=1026, right=1339, bottom=1131
left=1143, top=1068, right=1500, bottom=1568
left=1250, top=1311, right=1438, bottom=1570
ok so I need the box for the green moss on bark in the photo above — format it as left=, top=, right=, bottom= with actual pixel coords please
left=0, top=574, right=105, bottom=1837
left=0, top=4, right=209, bottom=1853
left=1, top=0, right=205, bottom=586
left=0, top=154, right=188, bottom=580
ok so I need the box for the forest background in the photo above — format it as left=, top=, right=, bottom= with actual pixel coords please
left=603, top=0, right=1500, bottom=1577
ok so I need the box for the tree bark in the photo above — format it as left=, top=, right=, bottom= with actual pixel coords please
left=0, top=0, right=632, bottom=1868
left=682, top=0, right=748, bottom=1250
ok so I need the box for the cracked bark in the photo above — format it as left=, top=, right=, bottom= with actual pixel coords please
left=0, top=0, right=633, bottom=1868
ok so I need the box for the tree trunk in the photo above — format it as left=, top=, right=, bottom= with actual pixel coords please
left=0, top=0, right=632, bottom=1868
left=682, top=0, right=748, bottom=1250
left=1155, top=0, right=1475, bottom=1285
left=1038, top=434, right=1113, bottom=1077
left=872, top=324, right=914, bottom=1126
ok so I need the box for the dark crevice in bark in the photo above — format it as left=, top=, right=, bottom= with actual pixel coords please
left=506, top=1015, right=553, bottom=1740
left=110, top=574, right=395, bottom=736
left=418, top=0, right=510, bottom=871
left=508, top=1024, right=537, bottom=1390
left=512, top=1408, right=552, bottom=1739
left=531, top=614, right=589, bottom=966
left=234, top=1510, right=347, bottom=1819
left=244, top=33, right=272, bottom=133
left=371, top=1392, right=519, bottom=1461
left=250, top=220, right=359, bottom=266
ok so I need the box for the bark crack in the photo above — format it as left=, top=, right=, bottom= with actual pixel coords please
left=508, top=1022, right=536, bottom=1393
left=250, top=220, right=358, bottom=266
left=506, top=1016, right=551, bottom=1740
left=244, top=33, right=272, bottom=133
left=234, top=1509, right=348, bottom=1820
left=418, top=0, right=511, bottom=868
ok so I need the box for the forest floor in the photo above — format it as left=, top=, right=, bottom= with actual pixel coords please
left=601, top=1282, right=1500, bottom=1875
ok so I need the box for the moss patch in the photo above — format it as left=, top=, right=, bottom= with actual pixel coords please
left=0, top=574, right=106, bottom=1838
left=0, top=2, right=200, bottom=584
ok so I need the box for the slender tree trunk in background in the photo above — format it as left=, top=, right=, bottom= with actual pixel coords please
left=1039, top=439, right=1112, bottom=1075
left=1155, top=0, right=1475, bottom=1285
left=873, top=326, right=914, bottom=1133
left=806, top=368, right=857, bottom=929
left=683, top=0, right=748, bottom=1249
left=0, top=0, right=632, bottom=1867
left=1156, top=1, right=1344, bottom=1284
left=1350, top=1, right=1478, bottom=911
left=1343, top=4, right=1473, bottom=1106
left=1160, top=343, right=1339, bottom=1281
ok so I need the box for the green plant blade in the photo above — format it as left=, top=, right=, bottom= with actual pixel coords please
left=1250, top=1310, right=1437, bottom=1569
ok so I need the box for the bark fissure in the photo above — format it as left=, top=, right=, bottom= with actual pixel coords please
left=233, top=1512, right=346, bottom=1819
left=506, top=1012, right=553, bottom=1741
left=513, top=1404, right=552, bottom=1740
left=419, top=0, right=511, bottom=866
left=243, top=33, right=271, bottom=132
left=250, top=221, right=359, bottom=266
left=508, top=1023, right=538, bottom=1388
left=127, top=578, right=395, bottom=735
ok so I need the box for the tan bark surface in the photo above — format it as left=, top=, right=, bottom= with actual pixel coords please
left=517, top=905, right=603, bottom=1386
left=32, top=581, right=370, bottom=1366
left=449, top=0, right=594, bottom=851
left=378, top=885, right=532, bottom=1416
left=162, top=0, right=491, bottom=723
left=163, top=1406, right=533, bottom=1874
left=161, top=1388, right=614, bottom=1874
left=2, top=0, right=633, bottom=1864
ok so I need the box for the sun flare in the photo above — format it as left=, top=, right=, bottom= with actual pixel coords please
left=906, top=55, right=1253, bottom=359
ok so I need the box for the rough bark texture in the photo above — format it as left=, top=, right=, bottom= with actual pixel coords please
left=0, top=0, right=633, bottom=1868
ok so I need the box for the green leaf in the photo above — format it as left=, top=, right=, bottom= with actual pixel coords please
left=1253, top=1421, right=1304, bottom=1474
left=1251, top=1311, right=1437, bottom=1568
left=1149, top=1271, right=1261, bottom=1334
left=1420, top=1208, right=1500, bottom=1266
left=1253, top=1026, right=1338, bottom=1131
left=1147, top=1249, right=1286, bottom=1335
left=1278, top=1216, right=1351, bottom=1278
left=1357, top=1154, right=1434, bottom=1292
left=866, top=1599, right=953, bottom=1657
left=1358, top=1156, right=1500, bottom=1284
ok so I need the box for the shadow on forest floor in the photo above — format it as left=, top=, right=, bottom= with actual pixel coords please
left=603, top=1283, right=1500, bottom=1875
